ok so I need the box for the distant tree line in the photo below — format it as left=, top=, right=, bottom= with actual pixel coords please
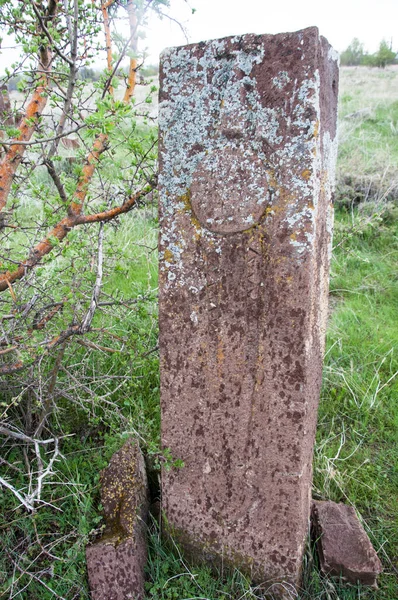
left=340, top=38, right=397, bottom=68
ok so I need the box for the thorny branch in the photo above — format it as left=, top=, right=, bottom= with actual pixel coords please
left=0, top=0, right=161, bottom=546
left=0, top=179, right=156, bottom=293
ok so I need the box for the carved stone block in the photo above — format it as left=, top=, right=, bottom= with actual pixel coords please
left=159, top=27, right=338, bottom=596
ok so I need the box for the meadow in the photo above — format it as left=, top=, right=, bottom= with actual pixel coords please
left=0, top=66, right=397, bottom=599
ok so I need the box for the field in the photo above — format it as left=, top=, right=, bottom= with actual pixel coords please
left=0, top=66, right=397, bottom=599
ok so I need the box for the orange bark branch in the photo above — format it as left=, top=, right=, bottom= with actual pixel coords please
left=68, top=132, right=108, bottom=216
left=0, top=181, right=155, bottom=292
left=101, top=0, right=115, bottom=96
left=0, top=47, right=52, bottom=213
left=123, top=0, right=138, bottom=104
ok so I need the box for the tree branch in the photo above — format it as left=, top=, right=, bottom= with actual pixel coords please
left=79, top=222, right=104, bottom=333
left=0, top=125, right=84, bottom=147
left=32, top=1, right=74, bottom=66
left=123, top=0, right=138, bottom=103
left=47, top=0, right=79, bottom=158
left=0, top=0, right=59, bottom=213
left=101, top=0, right=115, bottom=96
left=0, top=180, right=156, bottom=292
left=0, top=48, right=53, bottom=212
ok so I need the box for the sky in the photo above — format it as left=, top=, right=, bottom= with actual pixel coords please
left=0, top=0, right=397, bottom=73
left=143, top=0, right=398, bottom=63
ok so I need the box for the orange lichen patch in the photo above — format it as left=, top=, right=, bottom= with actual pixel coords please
left=265, top=207, right=274, bottom=217
left=178, top=191, right=203, bottom=238
left=178, top=191, right=192, bottom=213
left=191, top=216, right=202, bottom=234
left=217, top=338, right=225, bottom=366
left=290, top=232, right=297, bottom=241
left=313, top=120, right=320, bottom=138
left=301, top=169, right=311, bottom=181
left=163, top=249, right=174, bottom=263
left=254, top=343, right=265, bottom=393
left=265, top=169, right=278, bottom=189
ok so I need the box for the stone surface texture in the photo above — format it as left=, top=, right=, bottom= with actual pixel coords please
left=159, top=27, right=339, bottom=596
left=86, top=441, right=149, bottom=600
left=312, top=500, right=383, bottom=587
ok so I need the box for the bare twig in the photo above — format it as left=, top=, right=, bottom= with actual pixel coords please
left=0, top=125, right=85, bottom=147
left=80, top=222, right=104, bottom=333
left=31, top=1, right=73, bottom=67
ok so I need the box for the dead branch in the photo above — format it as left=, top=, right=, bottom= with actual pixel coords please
left=0, top=475, right=33, bottom=511
left=0, top=431, right=66, bottom=512
left=35, top=341, right=67, bottom=437
left=75, top=338, right=121, bottom=353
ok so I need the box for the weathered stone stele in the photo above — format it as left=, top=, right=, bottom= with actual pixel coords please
left=159, top=27, right=339, bottom=596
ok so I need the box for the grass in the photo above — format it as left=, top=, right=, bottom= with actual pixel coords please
left=312, top=208, right=398, bottom=597
left=337, top=66, right=398, bottom=206
left=0, top=67, right=397, bottom=598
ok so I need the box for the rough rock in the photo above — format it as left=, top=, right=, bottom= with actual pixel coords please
left=312, top=500, right=383, bottom=587
left=158, top=27, right=338, bottom=597
left=86, top=440, right=149, bottom=600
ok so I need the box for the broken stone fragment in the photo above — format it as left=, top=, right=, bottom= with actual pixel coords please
left=86, top=440, right=149, bottom=600
left=311, top=500, right=383, bottom=587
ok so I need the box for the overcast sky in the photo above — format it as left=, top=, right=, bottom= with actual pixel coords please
left=0, top=0, right=397, bottom=73
left=143, top=0, right=398, bottom=62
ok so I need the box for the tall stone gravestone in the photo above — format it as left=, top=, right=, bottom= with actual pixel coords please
left=159, top=27, right=338, bottom=596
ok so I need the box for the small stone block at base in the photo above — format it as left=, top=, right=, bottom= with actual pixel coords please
left=86, top=539, right=145, bottom=600
left=311, top=500, right=383, bottom=587
left=86, top=441, right=149, bottom=600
